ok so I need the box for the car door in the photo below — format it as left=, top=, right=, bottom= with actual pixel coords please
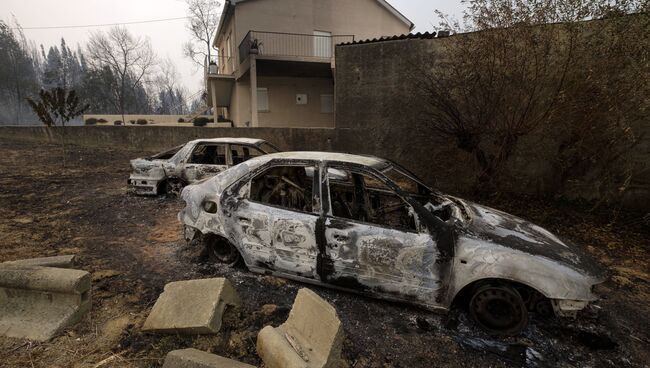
left=231, top=162, right=321, bottom=279
left=229, top=144, right=266, bottom=165
left=320, top=164, right=443, bottom=306
left=182, top=142, right=229, bottom=183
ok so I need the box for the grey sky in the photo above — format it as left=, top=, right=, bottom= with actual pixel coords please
left=2, top=0, right=464, bottom=94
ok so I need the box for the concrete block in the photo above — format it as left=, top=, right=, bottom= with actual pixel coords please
left=0, top=264, right=91, bottom=341
left=162, top=348, right=255, bottom=368
left=256, top=288, right=344, bottom=368
left=143, top=278, right=240, bottom=334
left=1, top=255, right=77, bottom=269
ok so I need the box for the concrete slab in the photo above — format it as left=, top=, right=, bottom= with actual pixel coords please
left=256, top=288, right=344, bottom=368
left=143, top=278, right=240, bottom=334
left=0, top=264, right=91, bottom=341
left=162, top=348, right=255, bottom=368
left=2, top=255, right=77, bottom=269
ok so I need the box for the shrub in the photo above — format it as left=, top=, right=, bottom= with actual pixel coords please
left=85, top=118, right=97, bottom=125
left=114, top=120, right=122, bottom=125
left=129, top=120, right=136, bottom=124
left=136, top=119, right=148, bottom=125
left=192, top=117, right=210, bottom=127
left=97, top=118, right=108, bottom=123
left=177, top=118, right=185, bottom=123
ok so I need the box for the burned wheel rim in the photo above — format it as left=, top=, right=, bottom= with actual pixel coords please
left=469, top=285, right=528, bottom=335
left=165, top=180, right=184, bottom=197
left=207, top=238, right=240, bottom=266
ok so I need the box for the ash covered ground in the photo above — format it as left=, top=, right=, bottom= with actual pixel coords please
left=0, top=139, right=648, bottom=368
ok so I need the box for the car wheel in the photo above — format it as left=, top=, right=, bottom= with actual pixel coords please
left=206, top=236, right=240, bottom=266
left=165, top=179, right=185, bottom=198
left=469, top=284, right=528, bottom=336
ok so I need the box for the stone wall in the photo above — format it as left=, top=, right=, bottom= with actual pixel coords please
left=334, top=37, right=650, bottom=211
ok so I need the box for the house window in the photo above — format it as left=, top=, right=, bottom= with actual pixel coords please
left=257, top=88, right=269, bottom=112
left=320, top=94, right=334, bottom=113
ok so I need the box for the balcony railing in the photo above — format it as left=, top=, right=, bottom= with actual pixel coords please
left=238, top=31, right=355, bottom=63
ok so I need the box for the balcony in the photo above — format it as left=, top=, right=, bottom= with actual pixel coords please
left=204, top=55, right=235, bottom=108
left=238, top=31, right=355, bottom=63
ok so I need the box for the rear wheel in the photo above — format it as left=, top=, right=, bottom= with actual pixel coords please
left=205, top=236, right=240, bottom=266
left=469, top=283, right=528, bottom=336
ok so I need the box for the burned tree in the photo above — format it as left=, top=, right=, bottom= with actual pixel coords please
left=412, top=0, right=649, bottom=200
left=26, top=87, right=88, bottom=166
left=183, top=0, right=221, bottom=68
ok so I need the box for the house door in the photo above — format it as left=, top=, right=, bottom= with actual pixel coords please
left=313, top=31, right=332, bottom=58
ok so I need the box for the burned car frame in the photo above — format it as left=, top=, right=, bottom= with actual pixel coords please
left=179, top=152, right=606, bottom=335
left=128, top=138, right=280, bottom=196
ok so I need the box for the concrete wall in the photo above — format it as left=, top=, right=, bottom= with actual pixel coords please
left=334, top=37, right=650, bottom=210
left=0, top=126, right=338, bottom=153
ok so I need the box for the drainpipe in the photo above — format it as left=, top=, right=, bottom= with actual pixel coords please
left=250, top=54, right=258, bottom=127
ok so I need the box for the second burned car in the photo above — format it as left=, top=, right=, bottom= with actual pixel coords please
left=128, top=138, right=280, bottom=196
left=179, top=152, right=606, bottom=335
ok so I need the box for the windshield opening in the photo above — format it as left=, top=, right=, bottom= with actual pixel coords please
left=258, top=142, right=280, bottom=154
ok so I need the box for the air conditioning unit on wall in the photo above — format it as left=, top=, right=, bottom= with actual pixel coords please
left=296, top=94, right=308, bottom=105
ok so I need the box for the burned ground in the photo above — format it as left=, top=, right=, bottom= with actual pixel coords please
left=0, top=139, right=648, bottom=368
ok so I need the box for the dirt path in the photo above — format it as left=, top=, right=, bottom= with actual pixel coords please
left=0, top=139, right=648, bottom=368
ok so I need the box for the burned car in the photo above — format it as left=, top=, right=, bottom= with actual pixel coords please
left=179, top=152, right=606, bottom=335
left=128, top=138, right=280, bottom=196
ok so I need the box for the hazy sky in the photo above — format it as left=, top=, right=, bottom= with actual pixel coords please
left=2, top=0, right=465, bottom=94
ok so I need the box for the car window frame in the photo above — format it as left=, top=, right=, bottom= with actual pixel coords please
left=243, top=161, right=321, bottom=216
left=186, top=142, right=228, bottom=166
left=322, top=162, right=420, bottom=234
left=228, top=143, right=267, bottom=166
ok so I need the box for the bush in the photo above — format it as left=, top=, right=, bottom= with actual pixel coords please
left=177, top=118, right=185, bottom=123
left=129, top=120, right=136, bottom=125
left=114, top=120, right=122, bottom=125
left=136, top=119, right=148, bottom=125
left=97, top=118, right=108, bottom=123
left=192, top=117, right=210, bottom=127
left=85, top=118, right=97, bottom=125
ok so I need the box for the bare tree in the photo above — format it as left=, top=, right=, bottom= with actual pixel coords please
left=183, top=0, right=221, bottom=68
left=86, top=27, right=156, bottom=124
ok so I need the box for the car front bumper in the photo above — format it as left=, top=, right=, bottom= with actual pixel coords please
left=127, top=175, right=161, bottom=195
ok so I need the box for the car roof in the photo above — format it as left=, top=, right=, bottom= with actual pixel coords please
left=188, top=137, right=266, bottom=145
left=252, top=151, right=390, bottom=168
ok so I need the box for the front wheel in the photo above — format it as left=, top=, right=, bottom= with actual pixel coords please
left=469, top=284, right=528, bottom=336
left=164, top=179, right=185, bottom=198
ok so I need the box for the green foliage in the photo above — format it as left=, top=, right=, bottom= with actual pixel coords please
left=97, top=118, right=108, bottom=123
left=114, top=120, right=122, bottom=125
left=136, top=119, right=148, bottom=125
left=26, top=88, right=88, bottom=127
left=177, top=118, right=185, bottom=123
left=85, top=118, right=98, bottom=125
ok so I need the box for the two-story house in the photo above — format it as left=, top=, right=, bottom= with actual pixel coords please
left=205, top=0, right=413, bottom=127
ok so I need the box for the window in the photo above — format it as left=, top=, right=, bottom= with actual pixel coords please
left=230, top=144, right=265, bottom=165
left=188, top=144, right=226, bottom=165
left=328, top=167, right=416, bottom=231
left=258, top=142, right=280, bottom=153
left=250, top=165, right=315, bottom=212
left=382, top=166, right=429, bottom=196
left=257, top=88, right=269, bottom=112
left=320, top=94, right=333, bottom=114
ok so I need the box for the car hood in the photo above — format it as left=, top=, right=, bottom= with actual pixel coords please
left=130, top=158, right=165, bottom=174
left=460, top=201, right=605, bottom=278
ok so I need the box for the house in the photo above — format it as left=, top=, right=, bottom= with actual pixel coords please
left=205, top=0, right=413, bottom=128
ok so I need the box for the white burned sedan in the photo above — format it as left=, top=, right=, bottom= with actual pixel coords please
left=127, top=138, right=280, bottom=196
left=179, top=152, right=606, bottom=335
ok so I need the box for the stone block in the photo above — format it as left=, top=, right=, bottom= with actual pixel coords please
left=0, top=264, right=91, bottom=341
left=1, top=255, right=77, bottom=269
left=162, top=348, right=255, bottom=368
left=143, top=278, right=240, bottom=334
left=256, top=288, right=344, bottom=368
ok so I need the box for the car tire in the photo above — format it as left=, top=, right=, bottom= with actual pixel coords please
left=205, top=236, right=240, bottom=266
left=469, top=283, right=529, bottom=336
left=165, top=179, right=185, bottom=198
